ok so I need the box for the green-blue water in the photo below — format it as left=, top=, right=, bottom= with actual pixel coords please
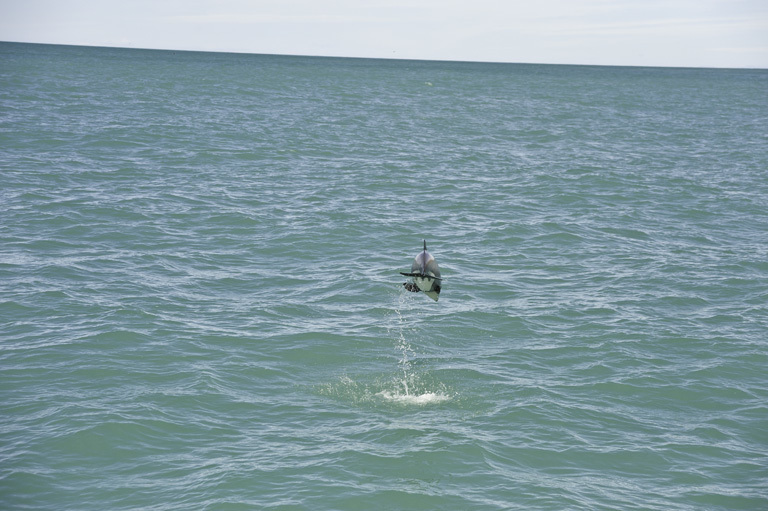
left=2, top=42, right=767, bottom=510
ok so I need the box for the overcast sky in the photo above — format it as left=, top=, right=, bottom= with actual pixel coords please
left=2, top=0, right=767, bottom=68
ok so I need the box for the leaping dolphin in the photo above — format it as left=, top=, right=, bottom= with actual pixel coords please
left=401, top=240, right=442, bottom=301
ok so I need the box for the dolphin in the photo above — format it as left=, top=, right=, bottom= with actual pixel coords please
left=401, top=240, right=442, bottom=301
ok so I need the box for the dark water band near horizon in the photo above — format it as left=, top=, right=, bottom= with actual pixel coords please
left=1, top=42, right=767, bottom=510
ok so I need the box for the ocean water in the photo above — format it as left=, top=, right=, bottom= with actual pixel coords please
left=1, top=41, right=767, bottom=510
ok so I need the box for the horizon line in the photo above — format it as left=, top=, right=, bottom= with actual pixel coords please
left=2, top=40, right=766, bottom=72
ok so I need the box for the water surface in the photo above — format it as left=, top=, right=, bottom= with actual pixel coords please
left=1, top=42, right=767, bottom=510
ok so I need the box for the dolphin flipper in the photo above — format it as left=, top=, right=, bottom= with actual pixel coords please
left=403, top=282, right=420, bottom=292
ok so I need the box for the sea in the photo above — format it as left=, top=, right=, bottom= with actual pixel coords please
left=1, top=42, right=767, bottom=510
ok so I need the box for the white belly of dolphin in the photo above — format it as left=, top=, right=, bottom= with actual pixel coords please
left=414, top=276, right=433, bottom=293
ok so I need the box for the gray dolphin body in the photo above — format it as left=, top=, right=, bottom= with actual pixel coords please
left=401, top=241, right=442, bottom=301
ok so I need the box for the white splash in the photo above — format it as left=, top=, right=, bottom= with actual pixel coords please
left=376, top=390, right=451, bottom=405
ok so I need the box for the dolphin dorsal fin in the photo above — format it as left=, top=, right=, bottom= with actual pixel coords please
left=423, top=240, right=427, bottom=251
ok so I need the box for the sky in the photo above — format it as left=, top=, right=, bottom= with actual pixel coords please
left=1, top=0, right=767, bottom=68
